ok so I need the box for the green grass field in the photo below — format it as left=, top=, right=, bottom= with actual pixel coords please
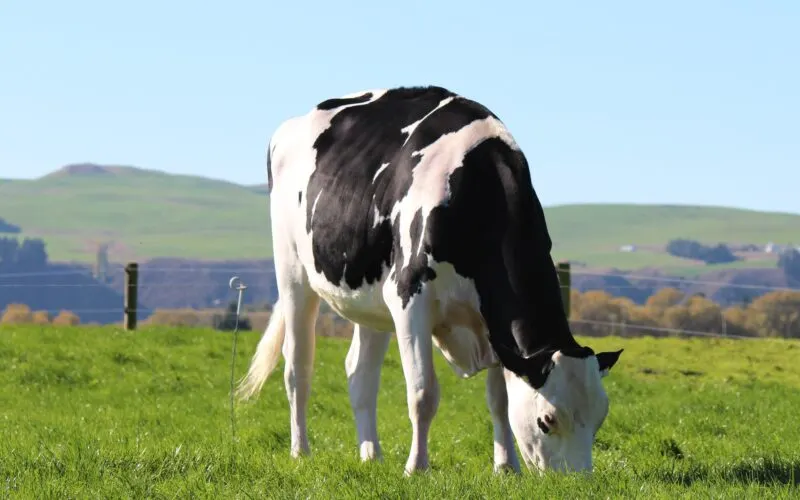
left=1, top=166, right=799, bottom=273
left=2, top=325, right=799, bottom=498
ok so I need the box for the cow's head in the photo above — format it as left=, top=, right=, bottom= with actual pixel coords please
left=501, top=347, right=622, bottom=473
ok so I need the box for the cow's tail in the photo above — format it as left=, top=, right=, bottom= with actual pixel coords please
left=236, top=298, right=286, bottom=401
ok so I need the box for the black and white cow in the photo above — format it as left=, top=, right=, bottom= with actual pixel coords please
left=237, top=85, right=623, bottom=475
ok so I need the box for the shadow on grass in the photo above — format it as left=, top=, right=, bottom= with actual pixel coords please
left=651, top=456, right=799, bottom=487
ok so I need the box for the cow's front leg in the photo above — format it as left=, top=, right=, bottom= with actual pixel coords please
left=385, top=285, right=440, bottom=476
left=345, top=324, right=392, bottom=461
left=486, top=365, right=521, bottom=473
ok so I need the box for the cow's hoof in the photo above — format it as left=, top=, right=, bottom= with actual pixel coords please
left=359, top=442, right=382, bottom=462
left=403, top=462, right=431, bottom=477
left=290, top=447, right=311, bottom=459
left=493, top=462, right=520, bottom=475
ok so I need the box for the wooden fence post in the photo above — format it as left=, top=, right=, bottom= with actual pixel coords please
left=557, top=261, right=571, bottom=318
left=124, top=262, right=138, bottom=330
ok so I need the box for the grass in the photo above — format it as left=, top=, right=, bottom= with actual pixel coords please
left=1, top=166, right=799, bottom=271
left=1, top=324, right=800, bottom=498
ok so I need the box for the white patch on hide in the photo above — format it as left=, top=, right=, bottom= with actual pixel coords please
left=400, top=96, right=455, bottom=147
left=373, top=162, right=390, bottom=182
left=393, top=115, right=519, bottom=270
left=372, top=205, right=388, bottom=228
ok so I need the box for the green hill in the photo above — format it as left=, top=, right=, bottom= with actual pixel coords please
left=1, top=164, right=798, bottom=272
left=545, top=204, right=799, bottom=272
left=0, top=164, right=272, bottom=263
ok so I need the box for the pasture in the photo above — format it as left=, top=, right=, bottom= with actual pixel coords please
left=2, top=325, right=799, bottom=498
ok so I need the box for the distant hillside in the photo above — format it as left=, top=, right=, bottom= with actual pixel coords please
left=1, top=163, right=799, bottom=273
left=0, top=164, right=272, bottom=263
left=546, top=204, right=800, bottom=272
left=248, top=183, right=269, bottom=195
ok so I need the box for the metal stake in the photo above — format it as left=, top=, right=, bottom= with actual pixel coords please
left=228, top=276, right=248, bottom=441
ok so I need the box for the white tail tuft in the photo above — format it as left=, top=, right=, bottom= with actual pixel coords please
left=236, top=299, right=286, bottom=401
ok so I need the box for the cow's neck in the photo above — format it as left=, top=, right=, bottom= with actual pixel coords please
left=475, top=160, right=582, bottom=363
left=476, top=247, right=580, bottom=362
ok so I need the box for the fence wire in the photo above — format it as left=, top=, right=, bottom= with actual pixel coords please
left=1, top=264, right=798, bottom=341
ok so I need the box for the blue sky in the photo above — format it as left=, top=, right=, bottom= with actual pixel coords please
left=1, top=1, right=798, bottom=213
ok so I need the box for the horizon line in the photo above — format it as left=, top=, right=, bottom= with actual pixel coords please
left=2, top=163, right=799, bottom=217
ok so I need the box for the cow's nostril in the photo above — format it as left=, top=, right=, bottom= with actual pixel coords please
left=544, top=414, right=555, bottom=425
left=537, top=417, right=550, bottom=434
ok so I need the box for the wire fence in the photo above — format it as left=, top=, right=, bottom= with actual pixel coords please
left=569, top=318, right=756, bottom=341
left=567, top=269, right=800, bottom=294
left=1, top=266, right=796, bottom=288
left=0, top=265, right=798, bottom=341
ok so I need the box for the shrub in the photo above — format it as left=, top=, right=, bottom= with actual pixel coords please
left=51, top=310, right=80, bottom=326
left=745, top=291, right=800, bottom=338
left=569, top=288, right=800, bottom=340
left=1, top=303, right=32, bottom=324
left=646, top=287, right=685, bottom=312
left=143, top=309, right=212, bottom=328
left=665, top=238, right=739, bottom=264
left=722, top=305, right=756, bottom=337
left=660, top=295, right=724, bottom=334
left=212, top=302, right=252, bottom=331
left=30, top=310, right=51, bottom=325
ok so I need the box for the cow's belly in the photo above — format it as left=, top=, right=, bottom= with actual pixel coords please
left=307, top=271, right=396, bottom=333
left=430, top=298, right=499, bottom=377
left=432, top=322, right=498, bottom=378
left=301, top=250, right=499, bottom=377
left=428, top=263, right=500, bottom=378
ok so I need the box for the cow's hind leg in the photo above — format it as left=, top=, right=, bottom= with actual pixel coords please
left=277, top=267, right=321, bottom=458
left=383, top=283, right=440, bottom=476
left=345, top=324, right=392, bottom=461
left=486, top=365, right=521, bottom=473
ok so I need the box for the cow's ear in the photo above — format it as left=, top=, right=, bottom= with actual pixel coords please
left=492, top=343, right=527, bottom=378
left=521, top=349, right=557, bottom=389
left=596, top=349, right=623, bottom=377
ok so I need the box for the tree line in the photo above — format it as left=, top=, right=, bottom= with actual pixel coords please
left=570, top=287, right=800, bottom=339
left=0, top=237, right=48, bottom=270
left=8, top=286, right=799, bottom=340
left=1, top=303, right=80, bottom=326
left=665, top=238, right=739, bottom=264
left=0, top=218, right=21, bottom=234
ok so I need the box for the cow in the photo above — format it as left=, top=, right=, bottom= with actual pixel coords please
left=236, top=85, right=623, bottom=476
